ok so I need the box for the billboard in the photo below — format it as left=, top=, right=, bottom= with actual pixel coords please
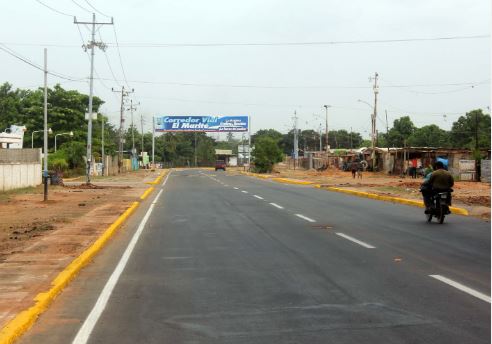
left=155, top=116, right=248, bottom=132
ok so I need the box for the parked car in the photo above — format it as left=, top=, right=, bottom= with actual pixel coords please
left=215, top=160, right=226, bottom=171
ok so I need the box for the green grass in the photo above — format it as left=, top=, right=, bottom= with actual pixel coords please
left=0, top=186, right=42, bottom=201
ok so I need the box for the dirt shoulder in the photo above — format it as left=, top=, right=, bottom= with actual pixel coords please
left=232, top=165, right=490, bottom=220
left=0, top=169, right=162, bottom=330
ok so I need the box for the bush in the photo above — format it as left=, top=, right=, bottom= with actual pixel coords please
left=48, top=157, right=68, bottom=172
left=252, top=136, right=283, bottom=173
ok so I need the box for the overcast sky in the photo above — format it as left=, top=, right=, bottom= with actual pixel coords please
left=1, top=0, right=490, bottom=138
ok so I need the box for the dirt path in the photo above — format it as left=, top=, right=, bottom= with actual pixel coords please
left=0, top=169, right=161, bottom=330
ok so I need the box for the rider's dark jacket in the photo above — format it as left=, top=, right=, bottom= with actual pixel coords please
left=429, top=169, right=454, bottom=191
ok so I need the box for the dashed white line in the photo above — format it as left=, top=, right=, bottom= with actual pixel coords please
left=429, top=275, right=491, bottom=303
left=295, top=214, right=316, bottom=223
left=233, top=187, right=239, bottom=190
left=253, top=195, right=264, bottom=200
left=335, top=232, right=375, bottom=249
left=241, top=190, right=249, bottom=194
left=224, top=184, right=229, bottom=187
left=269, top=202, right=284, bottom=209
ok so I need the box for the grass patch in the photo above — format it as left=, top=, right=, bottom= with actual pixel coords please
left=0, top=186, right=42, bottom=201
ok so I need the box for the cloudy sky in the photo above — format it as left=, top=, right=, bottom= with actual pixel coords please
left=1, top=0, right=490, bottom=138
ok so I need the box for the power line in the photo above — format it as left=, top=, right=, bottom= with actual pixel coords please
left=4, top=34, right=488, bottom=49
left=102, top=34, right=490, bottom=48
left=34, top=0, right=74, bottom=17
left=0, top=43, right=85, bottom=82
left=71, top=0, right=92, bottom=14
left=83, top=0, right=111, bottom=18
left=112, top=25, right=131, bottom=89
left=99, top=31, right=122, bottom=87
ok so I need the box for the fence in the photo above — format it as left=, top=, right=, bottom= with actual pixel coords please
left=0, top=149, right=42, bottom=191
left=481, top=160, right=491, bottom=183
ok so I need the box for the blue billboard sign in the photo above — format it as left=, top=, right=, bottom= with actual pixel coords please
left=155, top=115, right=248, bottom=132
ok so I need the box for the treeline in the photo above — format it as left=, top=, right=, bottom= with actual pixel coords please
left=0, top=82, right=489, bottom=171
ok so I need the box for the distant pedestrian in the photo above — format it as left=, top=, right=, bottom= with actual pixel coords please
left=351, top=161, right=357, bottom=178
left=356, top=161, right=363, bottom=179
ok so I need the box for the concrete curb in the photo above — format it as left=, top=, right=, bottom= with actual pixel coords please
left=242, top=172, right=469, bottom=216
left=140, top=187, right=155, bottom=200
left=0, top=170, right=169, bottom=343
left=316, top=185, right=469, bottom=216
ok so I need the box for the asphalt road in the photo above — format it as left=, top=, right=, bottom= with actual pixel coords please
left=20, top=169, right=490, bottom=344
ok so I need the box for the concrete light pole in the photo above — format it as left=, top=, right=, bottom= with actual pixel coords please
left=54, top=131, right=73, bottom=152
left=32, top=128, right=52, bottom=148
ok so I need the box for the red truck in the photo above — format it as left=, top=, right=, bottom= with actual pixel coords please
left=215, top=160, right=226, bottom=171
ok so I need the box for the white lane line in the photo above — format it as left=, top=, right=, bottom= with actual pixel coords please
left=269, top=202, right=284, bottom=209
left=253, top=195, right=264, bottom=200
left=233, top=187, right=239, bottom=190
left=335, top=232, right=376, bottom=249
left=72, top=176, right=170, bottom=344
left=241, top=190, right=249, bottom=194
left=224, top=184, right=229, bottom=187
left=295, top=214, right=316, bottom=223
left=429, top=275, right=491, bottom=303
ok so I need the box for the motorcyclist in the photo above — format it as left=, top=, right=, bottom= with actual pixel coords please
left=421, top=161, right=454, bottom=214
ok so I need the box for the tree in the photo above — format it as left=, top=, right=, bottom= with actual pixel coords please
left=252, top=129, right=283, bottom=144
left=450, top=109, right=490, bottom=149
left=252, top=136, right=283, bottom=173
left=385, top=116, right=416, bottom=147
left=407, top=125, right=450, bottom=147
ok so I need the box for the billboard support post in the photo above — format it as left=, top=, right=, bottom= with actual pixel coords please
left=152, top=116, right=155, bottom=167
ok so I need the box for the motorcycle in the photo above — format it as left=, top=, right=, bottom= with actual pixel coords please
left=426, top=190, right=452, bottom=224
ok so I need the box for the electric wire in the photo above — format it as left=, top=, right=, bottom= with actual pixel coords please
left=71, top=0, right=92, bottom=14
left=104, top=34, right=489, bottom=48
left=83, top=0, right=111, bottom=18
left=112, top=26, right=131, bottom=90
left=0, top=43, right=85, bottom=82
left=34, top=0, right=74, bottom=17
left=98, top=32, right=122, bottom=87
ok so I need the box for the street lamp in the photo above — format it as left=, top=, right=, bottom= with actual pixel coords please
left=54, top=131, right=74, bottom=152
left=32, top=128, right=52, bottom=148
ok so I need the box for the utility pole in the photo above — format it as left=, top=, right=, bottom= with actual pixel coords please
left=385, top=109, right=389, bottom=135
left=140, top=114, right=144, bottom=153
left=43, top=48, right=48, bottom=201
left=293, top=111, right=298, bottom=169
left=319, top=123, right=322, bottom=152
left=101, top=117, right=105, bottom=176
left=112, top=86, right=133, bottom=173
left=128, top=99, right=138, bottom=156
left=323, top=105, right=330, bottom=152
left=194, top=131, right=197, bottom=167
left=370, top=72, right=379, bottom=170
left=152, top=116, right=155, bottom=167
left=74, top=13, right=113, bottom=184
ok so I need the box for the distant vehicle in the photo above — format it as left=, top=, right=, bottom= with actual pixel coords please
left=215, top=160, right=226, bottom=171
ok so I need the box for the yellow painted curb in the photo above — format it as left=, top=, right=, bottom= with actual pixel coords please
left=146, top=170, right=168, bottom=185
left=323, top=187, right=468, bottom=216
left=140, top=187, right=155, bottom=200
left=271, top=177, right=314, bottom=185
left=0, top=201, right=140, bottom=344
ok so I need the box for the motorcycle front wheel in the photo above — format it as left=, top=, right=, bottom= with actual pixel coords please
left=438, top=206, right=446, bottom=224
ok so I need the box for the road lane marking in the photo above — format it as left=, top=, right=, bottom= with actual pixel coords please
left=72, top=176, right=170, bottom=344
left=224, top=184, right=229, bottom=187
left=241, top=190, right=249, bottom=194
left=429, top=275, right=491, bottom=303
left=233, top=187, right=239, bottom=190
left=295, top=214, right=316, bottom=223
left=269, top=202, right=284, bottom=209
left=253, top=195, right=264, bottom=200
left=335, top=232, right=376, bottom=249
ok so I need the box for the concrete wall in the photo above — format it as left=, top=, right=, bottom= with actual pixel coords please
left=0, top=163, right=42, bottom=191
left=481, top=160, right=491, bottom=183
left=0, top=148, right=41, bottom=163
